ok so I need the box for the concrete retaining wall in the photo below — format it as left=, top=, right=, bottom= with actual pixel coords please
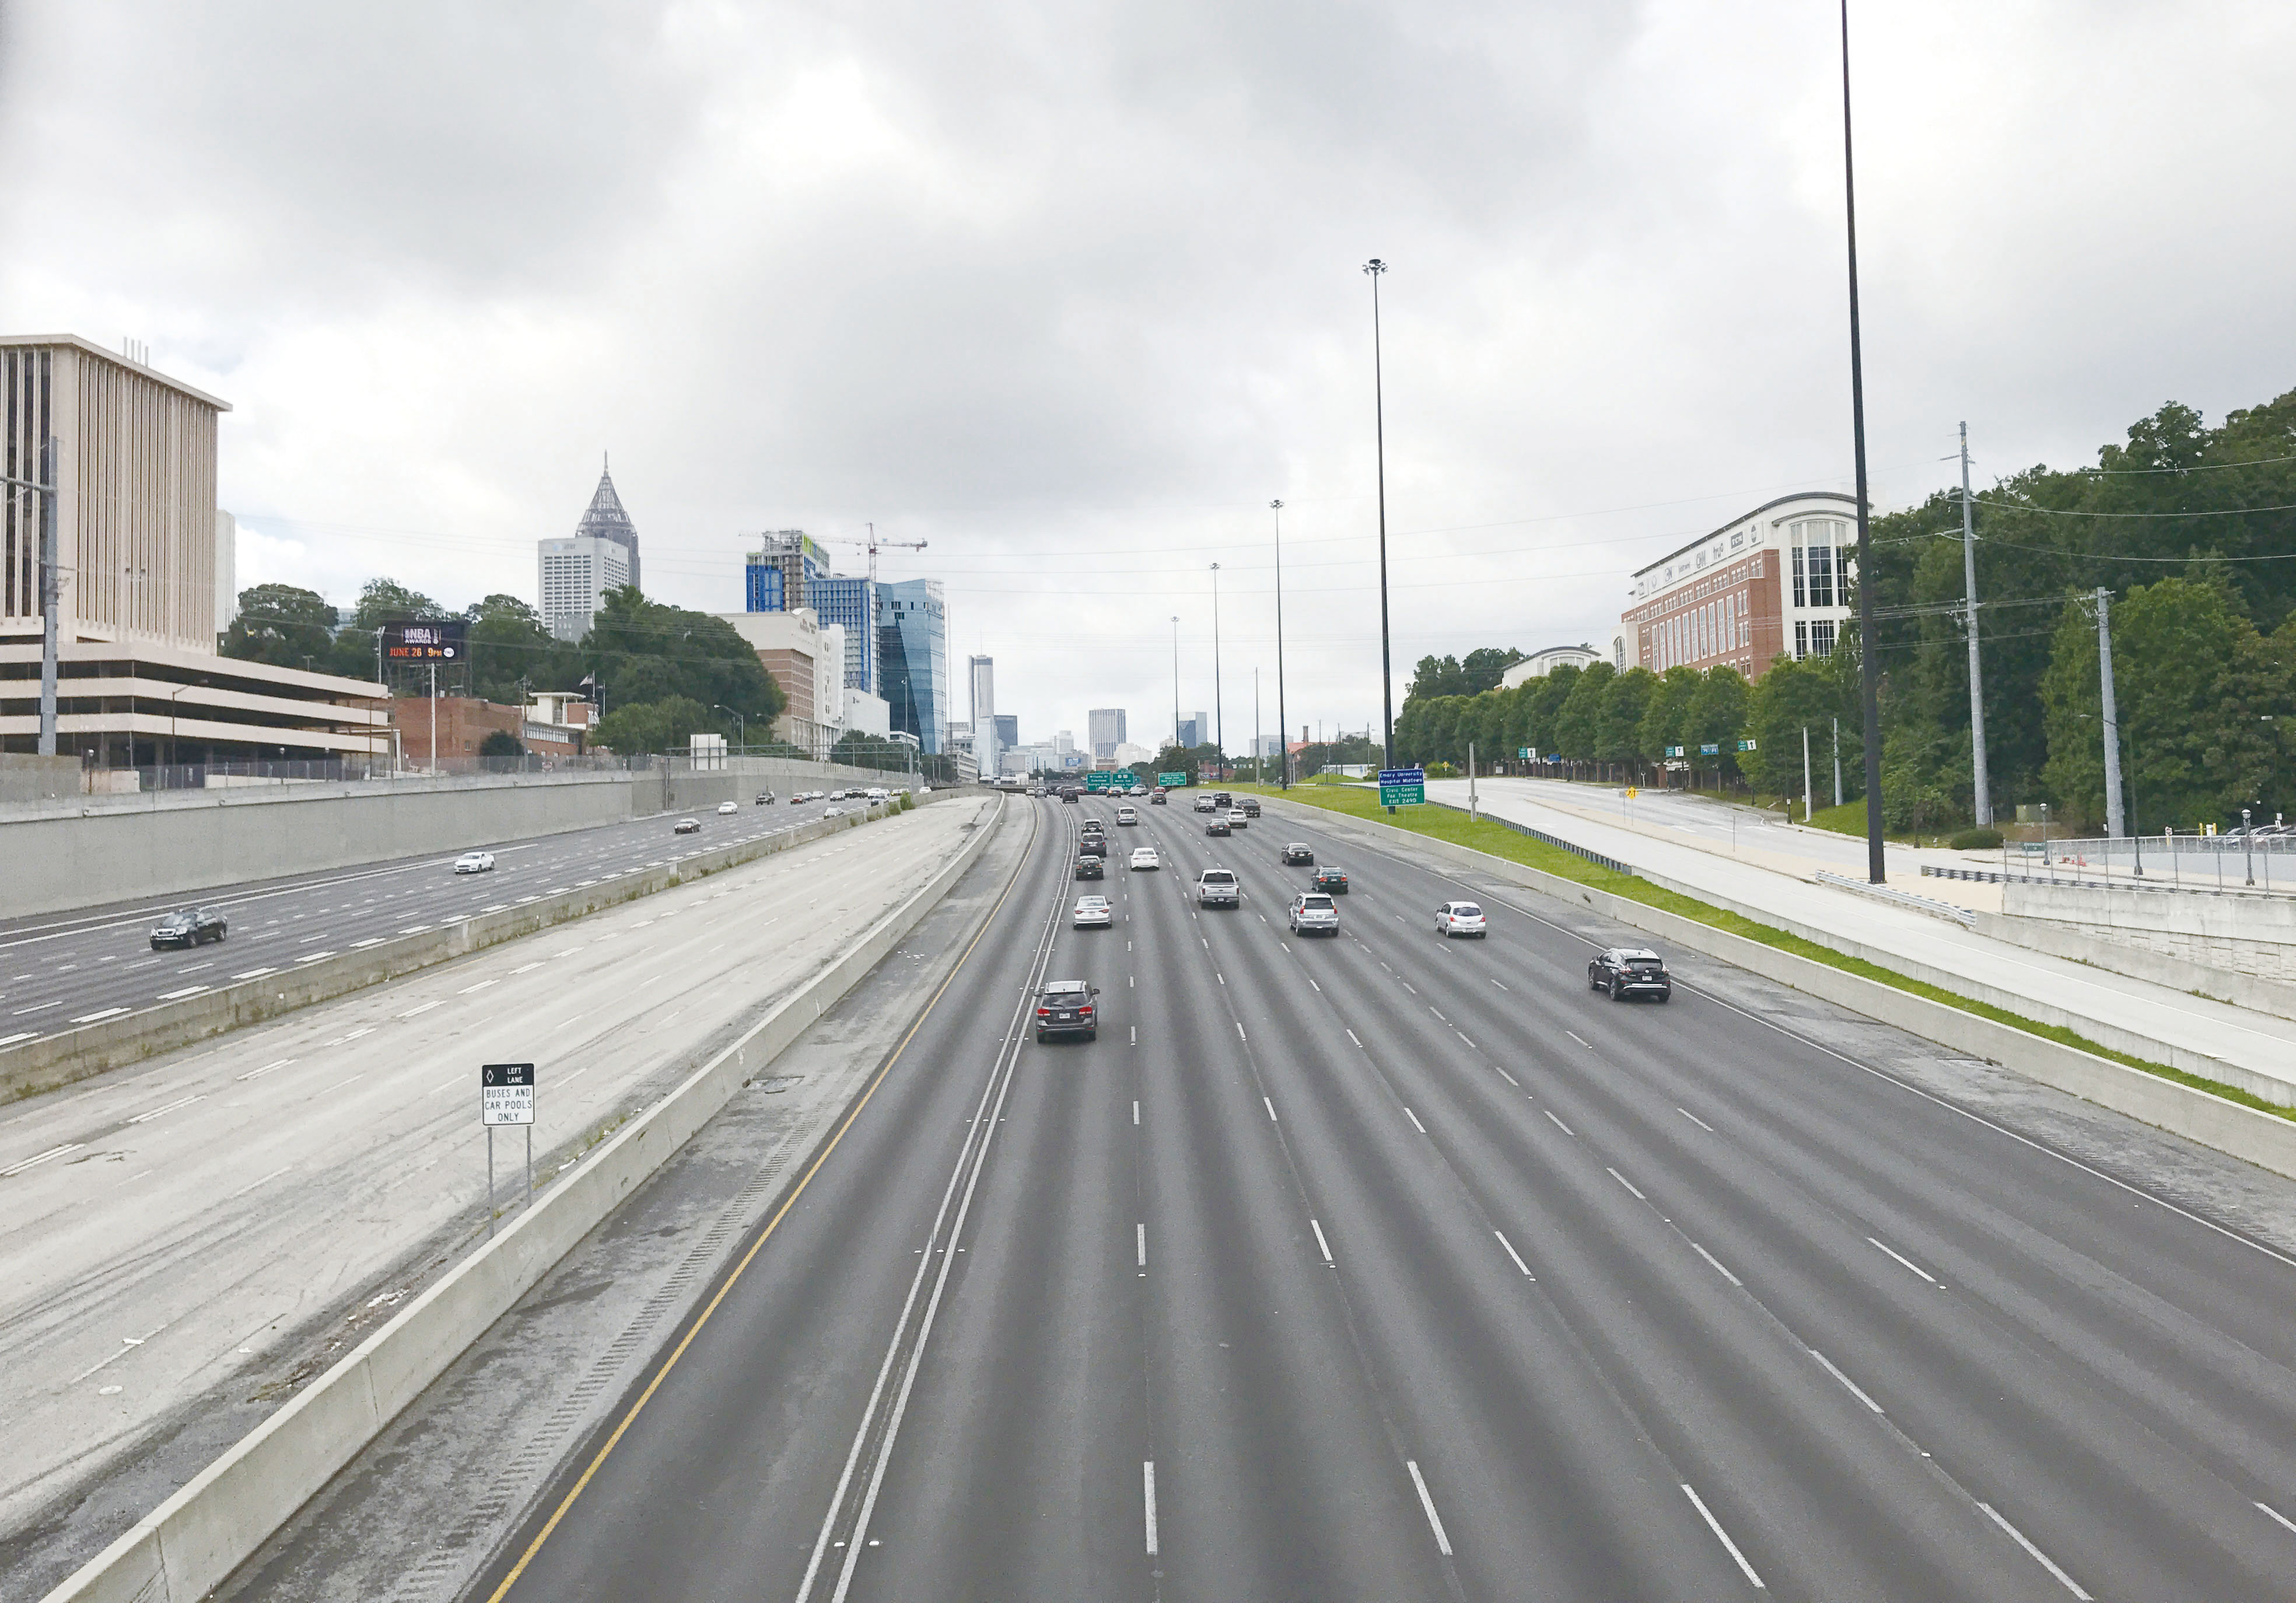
left=1268, top=798, right=2296, bottom=1181
left=0, top=762, right=939, bottom=918
left=41, top=794, right=1009, bottom=1603
left=2, top=792, right=970, bottom=1104
left=1977, top=905, right=2296, bottom=1024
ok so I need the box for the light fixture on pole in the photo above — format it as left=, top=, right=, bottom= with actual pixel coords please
left=1211, top=563, right=1224, bottom=768
left=1271, top=498, right=1290, bottom=789
left=1836, top=1, right=1885, bottom=884
left=1363, top=258, right=1396, bottom=771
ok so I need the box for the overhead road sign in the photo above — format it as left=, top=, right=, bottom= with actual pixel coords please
left=481, top=1062, right=535, bottom=1125
left=1086, top=769, right=1139, bottom=793
left=383, top=620, right=467, bottom=663
left=1378, top=767, right=1426, bottom=807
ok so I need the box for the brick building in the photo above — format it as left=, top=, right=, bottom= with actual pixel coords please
left=1615, top=492, right=1858, bottom=681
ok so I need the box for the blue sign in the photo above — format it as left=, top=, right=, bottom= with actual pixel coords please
left=1698, top=743, right=1720, bottom=755
left=1377, top=766, right=1426, bottom=807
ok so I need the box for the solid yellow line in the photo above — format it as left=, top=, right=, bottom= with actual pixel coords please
left=483, top=808, right=1031, bottom=1602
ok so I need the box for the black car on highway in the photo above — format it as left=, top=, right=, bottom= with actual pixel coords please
left=1074, top=854, right=1105, bottom=879
left=1281, top=842, right=1315, bottom=865
left=150, top=906, right=228, bottom=950
left=1588, top=947, right=1672, bottom=1002
left=1034, top=978, right=1100, bottom=1042
left=1311, top=866, right=1349, bottom=894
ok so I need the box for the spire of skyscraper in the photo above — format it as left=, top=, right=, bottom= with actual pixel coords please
left=574, top=456, right=640, bottom=593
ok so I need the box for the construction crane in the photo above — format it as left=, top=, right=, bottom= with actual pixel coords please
left=821, top=523, right=926, bottom=582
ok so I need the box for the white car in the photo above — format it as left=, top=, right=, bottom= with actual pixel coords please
left=1289, top=891, right=1339, bottom=936
left=823, top=805, right=846, bottom=818
left=1129, top=846, right=1160, bottom=871
left=1194, top=794, right=1218, bottom=813
left=1436, top=900, right=1487, bottom=939
left=1115, top=805, right=1138, bottom=825
left=1196, top=867, right=1240, bottom=908
left=1227, top=807, right=1250, bottom=829
left=1072, top=894, right=1114, bottom=928
left=717, top=800, right=739, bottom=815
left=453, top=850, right=495, bottom=874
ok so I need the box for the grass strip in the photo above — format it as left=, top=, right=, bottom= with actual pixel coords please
left=1237, top=783, right=2296, bottom=1125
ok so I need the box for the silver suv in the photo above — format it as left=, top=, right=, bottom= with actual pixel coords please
left=1288, top=891, right=1338, bottom=936
left=1196, top=867, right=1240, bottom=908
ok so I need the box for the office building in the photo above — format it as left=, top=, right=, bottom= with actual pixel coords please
left=968, top=654, right=998, bottom=779
left=539, top=464, right=643, bottom=642
left=1617, top=492, right=1858, bottom=681
left=1498, top=646, right=1602, bottom=690
left=215, top=511, right=237, bottom=629
left=746, top=530, right=877, bottom=696
left=1, top=334, right=386, bottom=764
left=1177, top=712, right=1206, bottom=749
left=718, top=608, right=841, bottom=754
left=877, top=578, right=949, bottom=754
left=992, top=713, right=1017, bottom=748
left=1088, top=708, right=1126, bottom=761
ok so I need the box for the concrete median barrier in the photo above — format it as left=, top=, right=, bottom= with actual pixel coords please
left=1269, top=797, right=2296, bottom=1185
left=40, top=793, right=1007, bottom=1603
left=3, top=791, right=967, bottom=1105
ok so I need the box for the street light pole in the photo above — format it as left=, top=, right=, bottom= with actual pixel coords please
left=1837, top=1, right=1885, bottom=884
left=1271, top=499, right=1290, bottom=789
left=1171, top=615, right=1181, bottom=752
left=1363, top=258, right=1396, bottom=770
left=1211, top=564, right=1224, bottom=769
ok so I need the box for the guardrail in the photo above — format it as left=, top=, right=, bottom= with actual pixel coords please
left=1814, top=869, right=1976, bottom=927
left=38, top=794, right=1009, bottom=1603
left=1432, top=803, right=1637, bottom=877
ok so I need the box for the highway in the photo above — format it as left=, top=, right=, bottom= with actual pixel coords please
left=0, top=799, right=979, bottom=1578
left=0, top=793, right=863, bottom=1050
left=437, top=790, right=2296, bottom=1602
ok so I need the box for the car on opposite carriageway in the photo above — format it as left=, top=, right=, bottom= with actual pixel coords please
left=453, top=850, right=495, bottom=874
left=150, top=906, right=229, bottom=949
left=1034, top=978, right=1101, bottom=1041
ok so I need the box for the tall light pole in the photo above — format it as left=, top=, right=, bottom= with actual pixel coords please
left=1363, top=258, right=1396, bottom=770
left=1836, top=3, right=1885, bottom=884
left=1171, top=615, right=1181, bottom=751
left=1210, top=563, right=1224, bottom=769
left=1959, top=422, right=1990, bottom=827
left=1271, top=498, right=1290, bottom=789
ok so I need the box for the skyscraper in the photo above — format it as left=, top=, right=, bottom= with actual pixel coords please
left=1088, top=708, right=1126, bottom=761
left=747, top=531, right=877, bottom=695
left=878, top=579, right=949, bottom=754
left=968, top=654, right=998, bottom=778
left=541, top=460, right=642, bottom=641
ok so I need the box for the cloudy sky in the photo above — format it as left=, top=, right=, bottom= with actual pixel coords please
left=4, top=1, right=2292, bottom=750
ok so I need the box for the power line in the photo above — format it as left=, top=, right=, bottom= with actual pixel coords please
left=1969, top=495, right=2296, bottom=519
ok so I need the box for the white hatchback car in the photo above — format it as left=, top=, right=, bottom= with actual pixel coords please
left=1073, top=894, right=1114, bottom=928
left=453, top=850, right=495, bottom=874
left=717, top=800, right=739, bottom=814
left=1436, top=900, right=1488, bottom=939
left=1129, top=846, right=1160, bottom=871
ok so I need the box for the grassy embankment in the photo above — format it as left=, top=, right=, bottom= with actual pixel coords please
left=1231, top=781, right=2291, bottom=1124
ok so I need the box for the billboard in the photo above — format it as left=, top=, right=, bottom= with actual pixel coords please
left=382, top=619, right=468, bottom=663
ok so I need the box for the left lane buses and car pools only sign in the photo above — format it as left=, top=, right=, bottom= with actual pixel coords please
left=1378, top=766, right=1426, bottom=807
left=481, top=1062, right=536, bottom=1125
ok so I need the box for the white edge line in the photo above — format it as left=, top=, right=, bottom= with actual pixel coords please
left=1310, top=1217, right=1333, bottom=1263
left=1868, top=1236, right=1939, bottom=1283
left=2255, top=1500, right=2296, bottom=1536
left=1607, top=1166, right=1646, bottom=1200
left=1678, top=1106, right=1716, bottom=1132
left=1405, top=1460, right=1453, bottom=1556
left=1545, top=1110, right=1573, bottom=1135
left=1976, top=1501, right=2092, bottom=1598
left=1263, top=1096, right=1278, bottom=1121
left=1682, top=1483, right=1765, bottom=1588
left=1143, top=1461, right=1158, bottom=1556
left=1691, top=1242, right=1742, bottom=1286
left=1810, top=1349, right=1884, bottom=1412
left=1404, top=1106, right=1427, bottom=1134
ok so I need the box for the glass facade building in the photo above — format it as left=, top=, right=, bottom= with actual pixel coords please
left=877, top=578, right=949, bottom=755
left=811, top=575, right=878, bottom=695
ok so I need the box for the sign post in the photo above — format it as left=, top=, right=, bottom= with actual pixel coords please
left=481, top=1062, right=536, bottom=1236
left=1377, top=766, right=1426, bottom=808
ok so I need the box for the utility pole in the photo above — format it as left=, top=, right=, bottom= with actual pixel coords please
left=428, top=660, right=438, bottom=774
left=1838, top=0, right=1885, bottom=883
left=1210, top=564, right=1224, bottom=767
left=1959, top=422, right=1990, bottom=827
left=1803, top=724, right=1813, bottom=824
left=1363, top=258, right=1396, bottom=769
left=1252, top=667, right=1261, bottom=784
left=2096, top=587, right=2126, bottom=838
left=1271, top=499, right=1289, bottom=789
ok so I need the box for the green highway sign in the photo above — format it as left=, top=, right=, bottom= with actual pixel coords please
left=1156, top=771, right=1188, bottom=788
left=1665, top=745, right=1684, bottom=758
left=1085, top=769, right=1136, bottom=792
left=1737, top=737, right=1758, bottom=752
left=1517, top=747, right=1531, bottom=759
left=1377, top=766, right=1426, bottom=807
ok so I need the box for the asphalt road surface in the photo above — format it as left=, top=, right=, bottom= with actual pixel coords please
left=334, top=793, right=2296, bottom=1600
left=0, top=795, right=863, bottom=1048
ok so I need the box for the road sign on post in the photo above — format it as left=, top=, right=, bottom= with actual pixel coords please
left=1377, top=766, right=1426, bottom=807
left=1517, top=747, right=1531, bottom=760
left=1736, top=737, right=1758, bottom=752
left=1699, top=743, right=1720, bottom=756
left=1156, top=771, right=1188, bottom=788
left=480, top=1062, right=536, bottom=1238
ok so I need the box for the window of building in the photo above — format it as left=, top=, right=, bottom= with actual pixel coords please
left=1810, top=620, right=1836, bottom=657
left=1807, top=543, right=1835, bottom=608
left=1794, top=621, right=1808, bottom=659
left=1791, top=545, right=1806, bottom=607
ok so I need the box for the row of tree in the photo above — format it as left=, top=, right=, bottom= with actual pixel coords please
left=221, top=582, right=783, bottom=754
left=1395, top=387, right=2296, bottom=832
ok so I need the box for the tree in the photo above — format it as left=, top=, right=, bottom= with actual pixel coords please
left=222, top=583, right=339, bottom=670
left=1742, top=655, right=1853, bottom=800
left=1406, top=654, right=1468, bottom=702
left=478, top=729, right=525, bottom=758
left=1637, top=667, right=1702, bottom=766
left=582, top=587, right=782, bottom=730
left=1552, top=661, right=1615, bottom=766
left=1597, top=667, right=1660, bottom=772
left=589, top=694, right=711, bottom=757
left=1459, top=646, right=1526, bottom=694
left=467, top=593, right=576, bottom=705
left=1682, top=668, right=1751, bottom=782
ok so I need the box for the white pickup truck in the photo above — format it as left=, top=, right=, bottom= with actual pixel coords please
left=1195, top=867, right=1240, bottom=909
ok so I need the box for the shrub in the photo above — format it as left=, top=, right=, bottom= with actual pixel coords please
left=1947, top=827, right=2003, bottom=850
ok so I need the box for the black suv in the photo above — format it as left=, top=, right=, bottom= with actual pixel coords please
left=1588, top=947, right=1672, bottom=1002
left=150, top=906, right=229, bottom=950
left=1075, top=854, right=1105, bottom=879
left=1077, top=834, right=1107, bottom=858
left=1034, top=978, right=1101, bottom=1041
left=1241, top=797, right=1261, bottom=817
